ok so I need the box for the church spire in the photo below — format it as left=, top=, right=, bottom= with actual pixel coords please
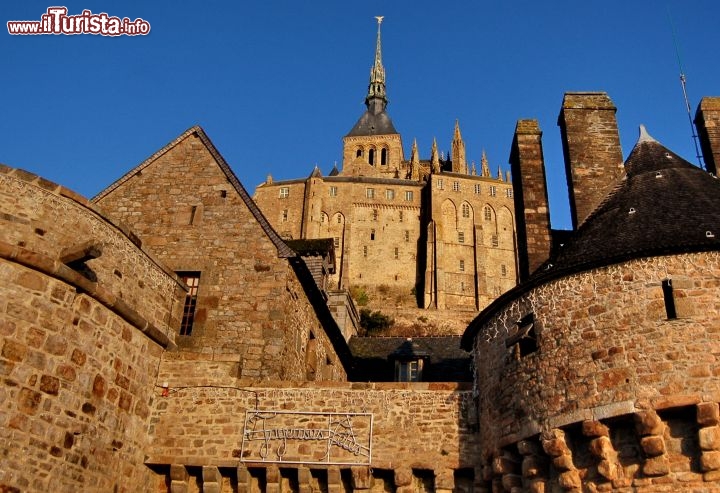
left=365, top=16, right=387, bottom=114
left=431, top=138, right=440, bottom=173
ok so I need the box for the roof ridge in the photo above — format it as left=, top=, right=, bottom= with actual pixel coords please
left=93, top=126, right=296, bottom=259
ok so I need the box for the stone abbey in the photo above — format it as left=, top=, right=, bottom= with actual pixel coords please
left=3, top=17, right=720, bottom=493
left=253, top=19, right=517, bottom=314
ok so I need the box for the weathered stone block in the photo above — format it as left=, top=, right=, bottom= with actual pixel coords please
left=698, top=402, right=720, bottom=427
left=394, top=468, right=412, bottom=487
left=700, top=426, right=720, bottom=451
left=634, top=411, right=664, bottom=436
left=589, top=436, right=614, bottom=459
left=351, top=466, right=371, bottom=489
left=642, top=455, right=669, bottom=476
left=582, top=420, right=609, bottom=438
left=558, top=469, right=581, bottom=490
left=700, top=450, right=720, bottom=471
left=640, top=435, right=666, bottom=457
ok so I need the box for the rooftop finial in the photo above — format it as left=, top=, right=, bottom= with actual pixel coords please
left=637, top=124, right=657, bottom=144
left=365, top=16, right=387, bottom=112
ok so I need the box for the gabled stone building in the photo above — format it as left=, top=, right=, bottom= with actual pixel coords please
left=253, top=20, right=517, bottom=313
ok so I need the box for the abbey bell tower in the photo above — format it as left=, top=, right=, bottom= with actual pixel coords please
left=341, top=17, right=405, bottom=177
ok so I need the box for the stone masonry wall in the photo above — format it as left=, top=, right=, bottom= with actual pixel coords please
left=0, top=167, right=184, bottom=492
left=696, top=96, right=720, bottom=176
left=95, top=131, right=347, bottom=381
left=146, top=361, right=478, bottom=491
left=472, top=252, right=720, bottom=490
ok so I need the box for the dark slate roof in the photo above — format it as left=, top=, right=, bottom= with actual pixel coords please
left=546, top=128, right=720, bottom=273
left=349, top=336, right=471, bottom=382
left=346, top=109, right=398, bottom=137
left=462, top=128, right=720, bottom=349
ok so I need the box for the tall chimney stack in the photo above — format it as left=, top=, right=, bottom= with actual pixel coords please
left=695, top=97, right=720, bottom=176
left=509, top=119, right=552, bottom=282
left=558, top=92, right=624, bottom=229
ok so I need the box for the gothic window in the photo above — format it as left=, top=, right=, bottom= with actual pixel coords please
left=381, top=148, right=388, bottom=166
left=462, top=203, right=470, bottom=218
left=484, top=206, right=492, bottom=221
left=279, top=187, right=289, bottom=198
left=474, top=184, right=481, bottom=194
left=366, top=188, right=375, bottom=199
left=405, top=191, right=414, bottom=201
left=178, top=272, right=200, bottom=336
left=386, top=189, right=395, bottom=200
left=458, top=231, right=465, bottom=243
left=369, top=149, right=375, bottom=165
left=453, top=181, right=460, bottom=192
left=329, top=186, right=337, bottom=197
left=459, top=260, right=465, bottom=272
left=489, top=186, right=497, bottom=197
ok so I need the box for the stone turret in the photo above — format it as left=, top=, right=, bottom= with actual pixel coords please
left=451, top=120, right=467, bottom=174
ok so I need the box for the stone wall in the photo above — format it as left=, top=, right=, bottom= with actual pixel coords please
left=558, top=92, right=624, bottom=229
left=696, top=96, right=720, bottom=176
left=94, top=129, right=348, bottom=382
left=0, top=167, right=183, bottom=492
left=146, top=362, right=479, bottom=492
left=471, top=252, right=720, bottom=490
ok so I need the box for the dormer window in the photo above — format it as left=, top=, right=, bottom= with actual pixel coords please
left=395, top=360, right=421, bottom=382
left=390, top=338, right=429, bottom=382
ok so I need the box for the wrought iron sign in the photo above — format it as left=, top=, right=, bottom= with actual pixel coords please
left=240, top=411, right=373, bottom=465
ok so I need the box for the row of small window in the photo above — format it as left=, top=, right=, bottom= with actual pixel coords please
left=356, top=146, right=389, bottom=166
left=436, top=180, right=513, bottom=197
left=456, top=231, right=499, bottom=247
left=366, top=188, right=414, bottom=201
left=458, top=204, right=496, bottom=221
left=366, top=229, right=413, bottom=241
left=456, top=260, right=507, bottom=276
left=363, top=246, right=403, bottom=259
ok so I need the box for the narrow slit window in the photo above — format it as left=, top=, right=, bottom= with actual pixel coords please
left=662, top=279, right=677, bottom=320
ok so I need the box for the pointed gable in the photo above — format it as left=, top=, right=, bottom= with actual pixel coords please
left=94, top=126, right=295, bottom=258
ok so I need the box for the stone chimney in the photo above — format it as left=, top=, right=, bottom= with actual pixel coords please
left=695, top=97, right=720, bottom=176
left=509, top=119, right=552, bottom=281
left=558, top=92, right=624, bottom=229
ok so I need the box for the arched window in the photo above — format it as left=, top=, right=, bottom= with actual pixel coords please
left=484, top=206, right=492, bottom=221
left=368, top=149, right=375, bottom=165
left=356, top=148, right=363, bottom=158
left=462, top=203, right=470, bottom=218
left=381, top=148, right=388, bottom=166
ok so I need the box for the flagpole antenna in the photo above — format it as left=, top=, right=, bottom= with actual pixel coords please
left=668, top=7, right=704, bottom=169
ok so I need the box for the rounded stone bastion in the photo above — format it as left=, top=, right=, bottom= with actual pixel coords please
left=0, top=165, right=186, bottom=492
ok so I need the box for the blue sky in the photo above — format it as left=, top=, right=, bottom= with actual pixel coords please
left=3, top=1, right=718, bottom=230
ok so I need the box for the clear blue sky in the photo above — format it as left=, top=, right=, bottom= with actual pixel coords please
left=3, top=1, right=718, bottom=230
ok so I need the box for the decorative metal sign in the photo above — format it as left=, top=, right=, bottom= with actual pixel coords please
left=240, top=411, right=373, bottom=465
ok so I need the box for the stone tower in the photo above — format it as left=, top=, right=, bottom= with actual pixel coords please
left=341, top=17, right=405, bottom=176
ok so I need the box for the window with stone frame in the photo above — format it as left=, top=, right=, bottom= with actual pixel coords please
left=458, top=231, right=465, bottom=243
left=372, top=209, right=378, bottom=221
left=394, top=247, right=399, bottom=259
left=506, top=188, right=513, bottom=198
left=453, top=181, right=460, bottom=192
left=437, top=179, right=444, bottom=190
left=334, top=237, right=340, bottom=249
left=282, top=209, right=288, bottom=222
left=491, top=234, right=499, bottom=247
left=399, top=210, right=404, bottom=222
left=459, top=260, right=465, bottom=272
left=386, top=189, right=395, bottom=200
left=178, top=272, right=200, bottom=336
left=404, top=230, right=410, bottom=242
left=404, top=190, right=413, bottom=201
left=462, top=203, right=470, bottom=218
left=489, top=186, right=497, bottom=197
left=329, top=186, right=337, bottom=197
left=279, top=187, right=289, bottom=198
left=484, top=206, right=492, bottom=221
left=474, top=184, right=481, bottom=194
left=366, top=188, right=375, bottom=199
